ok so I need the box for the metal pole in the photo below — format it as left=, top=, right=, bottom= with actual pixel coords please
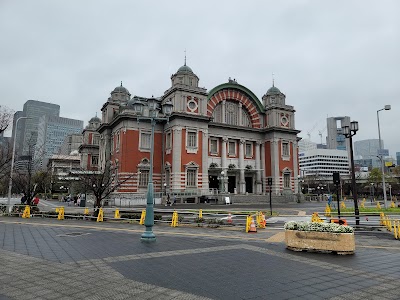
left=269, top=186, right=272, bottom=216
left=349, top=134, right=360, bottom=225
left=336, top=184, right=341, bottom=219
left=141, top=118, right=156, bottom=242
left=377, top=110, right=388, bottom=209
left=7, top=116, right=28, bottom=214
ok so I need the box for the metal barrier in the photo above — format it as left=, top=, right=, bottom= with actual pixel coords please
left=380, top=212, right=400, bottom=239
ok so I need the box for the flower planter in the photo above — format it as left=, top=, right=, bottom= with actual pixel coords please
left=285, top=230, right=355, bottom=255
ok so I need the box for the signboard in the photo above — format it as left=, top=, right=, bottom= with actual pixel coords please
left=385, top=162, right=393, bottom=167
left=378, top=149, right=389, bottom=156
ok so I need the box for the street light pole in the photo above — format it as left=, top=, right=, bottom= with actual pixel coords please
left=343, top=121, right=360, bottom=225
left=134, top=98, right=173, bottom=243
left=377, top=105, right=391, bottom=209
left=7, top=116, right=30, bottom=214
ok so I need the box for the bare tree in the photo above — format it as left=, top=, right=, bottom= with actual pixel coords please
left=0, top=139, right=12, bottom=183
left=75, top=164, right=134, bottom=210
left=0, top=105, right=13, bottom=135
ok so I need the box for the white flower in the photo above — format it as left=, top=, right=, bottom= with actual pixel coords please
left=284, top=221, right=354, bottom=233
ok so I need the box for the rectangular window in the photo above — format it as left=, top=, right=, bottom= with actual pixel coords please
left=228, top=141, right=236, bottom=155
left=141, top=132, right=151, bottom=150
left=92, top=135, right=100, bottom=145
left=139, top=170, right=149, bottom=187
left=166, top=132, right=172, bottom=149
left=187, top=131, right=197, bottom=148
left=186, top=169, right=197, bottom=187
left=245, top=142, right=252, bottom=157
left=284, top=174, right=290, bottom=188
left=210, top=139, right=218, bottom=154
left=282, top=142, right=289, bottom=156
left=91, top=155, right=99, bottom=166
left=116, top=132, right=120, bottom=151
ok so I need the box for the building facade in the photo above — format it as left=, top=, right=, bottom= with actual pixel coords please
left=354, top=139, right=382, bottom=169
left=98, top=64, right=300, bottom=196
left=299, top=149, right=350, bottom=177
left=326, top=116, right=350, bottom=151
left=79, top=116, right=101, bottom=171
left=20, top=100, right=60, bottom=155
left=59, top=133, right=83, bottom=156
left=35, top=115, right=83, bottom=168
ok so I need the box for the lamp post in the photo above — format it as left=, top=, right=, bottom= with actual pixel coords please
left=370, top=183, right=374, bottom=203
left=343, top=121, right=360, bottom=225
left=133, top=98, right=173, bottom=242
left=164, top=183, right=167, bottom=197
left=7, top=116, right=30, bottom=214
left=377, top=105, right=391, bottom=209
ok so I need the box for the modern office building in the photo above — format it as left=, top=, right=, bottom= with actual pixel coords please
left=299, top=149, right=349, bottom=177
left=326, top=116, right=350, bottom=151
left=98, top=64, right=301, bottom=197
left=354, top=139, right=382, bottom=168
left=18, top=100, right=60, bottom=156
left=35, top=115, right=83, bottom=168
left=397, top=152, right=400, bottom=166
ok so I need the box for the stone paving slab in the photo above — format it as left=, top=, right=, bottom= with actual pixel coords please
left=1, top=217, right=400, bottom=299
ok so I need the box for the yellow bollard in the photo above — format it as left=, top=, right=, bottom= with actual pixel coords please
left=377, top=202, right=381, bottom=210
left=325, top=204, right=331, bottom=217
left=96, top=208, right=104, bottom=222
left=361, top=202, right=365, bottom=209
left=340, top=201, right=346, bottom=209
left=139, top=210, right=146, bottom=225
left=114, top=209, right=120, bottom=219
left=393, top=220, right=398, bottom=239
left=199, top=209, right=203, bottom=219
left=57, top=207, right=64, bottom=220
left=391, top=201, right=395, bottom=208
left=171, top=211, right=179, bottom=227
left=380, top=212, right=384, bottom=226
left=84, top=207, right=89, bottom=215
left=245, top=215, right=251, bottom=233
left=22, top=205, right=30, bottom=218
left=311, top=212, right=323, bottom=223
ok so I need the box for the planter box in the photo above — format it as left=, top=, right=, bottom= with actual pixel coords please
left=285, top=230, right=355, bottom=255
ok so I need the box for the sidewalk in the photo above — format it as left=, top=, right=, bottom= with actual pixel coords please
left=0, top=216, right=399, bottom=300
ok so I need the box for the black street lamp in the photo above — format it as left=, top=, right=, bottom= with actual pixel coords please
left=342, top=121, right=360, bottom=225
left=133, top=98, right=173, bottom=242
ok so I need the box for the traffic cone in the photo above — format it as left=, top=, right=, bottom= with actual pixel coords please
left=227, top=213, right=232, bottom=224
left=249, top=216, right=257, bottom=233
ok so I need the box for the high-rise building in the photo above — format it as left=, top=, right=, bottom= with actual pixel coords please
left=354, top=139, right=382, bottom=168
left=20, top=100, right=60, bottom=155
left=396, top=152, right=400, bottom=167
left=326, top=116, right=350, bottom=151
left=35, top=115, right=83, bottom=168
left=298, top=139, right=317, bottom=152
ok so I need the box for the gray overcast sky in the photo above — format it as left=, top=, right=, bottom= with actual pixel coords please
left=1, top=0, right=399, bottom=158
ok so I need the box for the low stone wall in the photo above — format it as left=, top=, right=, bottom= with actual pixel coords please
left=285, top=230, right=355, bottom=254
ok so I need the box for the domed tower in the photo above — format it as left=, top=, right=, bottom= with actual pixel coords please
left=163, top=58, right=207, bottom=115
left=102, top=82, right=131, bottom=124
left=262, top=82, right=295, bottom=130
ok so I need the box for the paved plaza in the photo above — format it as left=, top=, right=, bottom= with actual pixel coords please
left=1, top=208, right=400, bottom=300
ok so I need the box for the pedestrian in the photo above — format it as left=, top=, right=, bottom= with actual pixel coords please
left=166, top=194, right=171, bottom=206
left=32, top=195, right=40, bottom=206
left=20, top=194, right=27, bottom=205
left=172, top=196, right=176, bottom=206
left=77, top=195, right=81, bottom=207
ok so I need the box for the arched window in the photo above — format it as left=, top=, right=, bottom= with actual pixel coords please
left=212, top=101, right=252, bottom=127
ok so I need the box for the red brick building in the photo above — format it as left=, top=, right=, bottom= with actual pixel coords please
left=98, top=63, right=300, bottom=197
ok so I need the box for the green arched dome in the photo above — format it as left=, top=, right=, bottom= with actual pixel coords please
left=266, top=86, right=281, bottom=95
left=177, top=64, right=193, bottom=73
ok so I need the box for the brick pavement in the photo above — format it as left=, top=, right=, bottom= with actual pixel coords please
left=0, top=217, right=400, bottom=300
